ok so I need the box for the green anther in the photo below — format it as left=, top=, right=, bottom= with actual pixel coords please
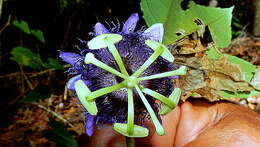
left=74, top=80, right=98, bottom=115
left=113, top=123, right=149, bottom=137
left=145, top=40, right=174, bottom=63
left=141, top=87, right=175, bottom=108
left=159, top=88, right=181, bottom=115
left=132, top=45, right=164, bottom=77
left=85, top=53, right=128, bottom=80
left=87, top=34, right=122, bottom=49
left=127, top=88, right=134, bottom=135
left=139, top=66, right=187, bottom=81
left=135, top=85, right=165, bottom=136
left=88, top=82, right=125, bottom=100
left=87, top=34, right=129, bottom=76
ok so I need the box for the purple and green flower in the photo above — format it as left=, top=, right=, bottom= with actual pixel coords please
left=59, top=13, right=187, bottom=137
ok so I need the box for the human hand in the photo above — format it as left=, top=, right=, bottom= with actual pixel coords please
left=87, top=99, right=260, bottom=147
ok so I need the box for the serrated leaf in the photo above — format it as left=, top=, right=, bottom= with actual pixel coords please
left=44, top=58, right=64, bottom=70
left=13, top=20, right=31, bottom=34
left=45, top=121, right=78, bottom=147
left=31, top=29, right=45, bottom=43
left=141, top=0, right=233, bottom=48
left=10, top=46, right=43, bottom=70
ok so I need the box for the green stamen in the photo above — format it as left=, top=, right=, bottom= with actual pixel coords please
left=88, top=82, right=125, bottom=100
left=141, top=87, right=175, bottom=108
left=135, top=85, right=165, bottom=136
left=159, top=88, right=181, bottom=115
left=85, top=53, right=128, bottom=79
left=127, top=88, right=134, bottom=135
left=139, top=66, right=187, bottom=81
left=105, top=38, right=129, bottom=76
left=132, top=46, right=164, bottom=77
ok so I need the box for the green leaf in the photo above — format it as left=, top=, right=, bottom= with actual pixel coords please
left=31, top=29, right=45, bottom=43
left=206, top=44, right=222, bottom=60
left=224, top=54, right=256, bottom=82
left=21, top=91, right=51, bottom=102
left=44, top=58, right=64, bottom=70
left=141, top=0, right=233, bottom=48
left=45, top=121, right=78, bottom=147
left=10, top=46, right=43, bottom=70
left=206, top=46, right=256, bottom=82
left=13, top=20, right=31, bottom=34
left=219, top=90, right=260, bottom=99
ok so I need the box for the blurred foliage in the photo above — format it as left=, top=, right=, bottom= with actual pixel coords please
left=45, top=121, right=78, bottom=147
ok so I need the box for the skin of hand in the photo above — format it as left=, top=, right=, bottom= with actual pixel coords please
left=86, top=99, right=260, bottom=147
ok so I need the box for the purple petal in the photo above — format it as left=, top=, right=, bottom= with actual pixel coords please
left=94, top=22, right=109, bottom=35
left=59, top=51, right=81, bottom=65
left=143, top=23, right=164, bottom=43
left=67, top=75, right=91, bottom=90
left=122, top=13, right=139, bottom=34
left=85, top=114, right=95, bottom=136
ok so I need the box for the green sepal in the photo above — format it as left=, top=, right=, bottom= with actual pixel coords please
left=87, top=34, right=122, bottom=49
left=75, top=80, right=98, bottom=115
left=159, top=88, right=181, bottom=115
left=113, top=123, right=149, bottom=137
left=145, top=40, right=174, bottom=62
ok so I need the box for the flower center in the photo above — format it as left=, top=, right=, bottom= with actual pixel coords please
left=126, top=76, right=139, bottom=88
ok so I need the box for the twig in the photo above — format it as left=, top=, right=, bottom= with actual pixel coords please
left=28, top=68, right=55, bottom=78
left=0, top=0, right=3, bottom=19
left=0, top=14, right=11, bottom=33
left=32, top=102, right=74, bottom=128
left=0, top=64, right=70, bottom=79
left=63, top=85, right=68, bottom=100
left=0, top=72, right=20, bottom=78
left=19, top=65, right=34, bottom=90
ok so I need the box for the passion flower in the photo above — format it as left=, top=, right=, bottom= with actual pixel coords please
left=59, top=13, right=186, bottom=137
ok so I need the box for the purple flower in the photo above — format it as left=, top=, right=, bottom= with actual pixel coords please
left=60, top=13, right=185, bottom=137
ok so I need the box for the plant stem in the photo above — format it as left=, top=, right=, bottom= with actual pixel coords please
left=126, top=137, right=135, bottom=147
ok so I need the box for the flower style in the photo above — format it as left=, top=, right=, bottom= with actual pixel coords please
left=59, top=13, right=187, bottom=137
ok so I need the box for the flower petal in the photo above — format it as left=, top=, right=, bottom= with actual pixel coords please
left=94, top=22, right=109, bottom=35
left=122, top=13, right=139, bottom=34
left=143, top=23, right=164, bottom=43
left=59, top=51, right=81, bottom=65
left=85, top=114, right=95, bottom=136
left=67, top=74, right=91, bottom=90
